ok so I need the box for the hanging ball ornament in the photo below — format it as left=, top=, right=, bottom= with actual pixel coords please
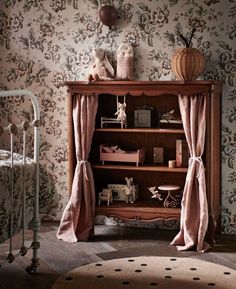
left=99, top=5, right=118, bottom=28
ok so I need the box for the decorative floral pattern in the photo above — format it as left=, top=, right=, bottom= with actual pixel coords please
left=0, top=0, right=235, bottom=234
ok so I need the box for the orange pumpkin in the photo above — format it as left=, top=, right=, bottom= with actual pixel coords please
left=171, top=48, right=205, bottom=81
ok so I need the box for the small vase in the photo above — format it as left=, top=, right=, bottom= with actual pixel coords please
left=171, top=48, right=205, bottom=81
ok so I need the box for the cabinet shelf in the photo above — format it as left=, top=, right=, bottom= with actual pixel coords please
left=160, top=119, right=182, bottom=124
left=95, top=128, right=185, bottom=134
left=96, top=202, right=181, bottom=221
left=92, top=163, right=188, bottom=173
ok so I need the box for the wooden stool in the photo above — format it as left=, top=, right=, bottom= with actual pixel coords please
left=157, top=185, right=181, bottom=208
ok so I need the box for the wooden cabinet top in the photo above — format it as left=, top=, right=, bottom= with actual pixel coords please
left=65, top=80, right=222, bottom=96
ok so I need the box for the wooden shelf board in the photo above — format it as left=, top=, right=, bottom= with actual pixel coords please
left=96, top=202, right=181, bottom=219
left=160, top=119, right=182, bottom=124
left=92, top=163, right=188, bottom=173
left=96, top=201, right=179, bottom=210
left=95, top=128, right=184, bottom=134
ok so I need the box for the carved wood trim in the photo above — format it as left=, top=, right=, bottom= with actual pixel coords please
left=65, top=80, right=221, bottom=97
left=96, top=213, right=180, bottom=223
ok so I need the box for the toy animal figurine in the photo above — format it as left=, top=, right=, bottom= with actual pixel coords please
left=115, top=102, right=126, bottom=123
left=88, top=48, right=114, bottom=81
left=125, top=177, right=136, bottom=204
left=100, top=95, right=127, bottom=129
left=101, top=144, right=125, bottom=154
left=116, top=43, right=134, bottom=80
left=160, top=110, right=175, bottom=122
left=147, top=186, right=162, bottom=200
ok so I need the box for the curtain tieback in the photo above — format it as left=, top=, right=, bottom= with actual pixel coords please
left=78, top=160, right=88, bottom=165
left=78, top=160, right=89, bottom=180
left=187, top=156, right=204, bottom=180
left=189, top=156, right=202, bottom=164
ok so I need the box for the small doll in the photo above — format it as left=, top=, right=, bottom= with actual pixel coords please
left=147, top=186, right=162, bottom=200
left=125, top=177, right=136, bottom=204
left=114, top=102, right=126, bottom=122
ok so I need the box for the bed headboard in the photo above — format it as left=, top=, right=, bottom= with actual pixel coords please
left=0, top=89, right=40, bottom=161
left=0, top=89, right=40, bottom=230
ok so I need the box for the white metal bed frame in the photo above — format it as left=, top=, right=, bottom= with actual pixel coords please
left=0, top=90, right=40, bottom=273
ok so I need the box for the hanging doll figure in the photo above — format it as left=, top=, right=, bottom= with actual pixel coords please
left=147, top=186, right=162, bottom=200
left=88, top=48, right=114, bottom=81
left=116, top=43, right=134, bottom=80
left=115, top=102, right=126, bottom=123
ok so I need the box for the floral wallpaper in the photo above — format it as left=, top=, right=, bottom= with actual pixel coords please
left=0, top=0, right=235, bottom=234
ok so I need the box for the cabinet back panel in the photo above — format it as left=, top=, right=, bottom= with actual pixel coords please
left=96, top=94, right=181, bottom=129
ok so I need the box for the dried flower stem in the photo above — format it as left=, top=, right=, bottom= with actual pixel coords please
left=179, top=28, right=196, bottom=48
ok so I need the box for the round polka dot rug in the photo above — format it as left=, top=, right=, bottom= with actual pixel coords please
left=52, top=256, right=236, bottom=289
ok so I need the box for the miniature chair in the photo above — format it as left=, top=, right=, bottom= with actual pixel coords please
left=98, top=188, right=113, bottom=206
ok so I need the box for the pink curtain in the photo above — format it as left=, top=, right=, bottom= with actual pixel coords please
left=57, top=93, right=98, bottom=242
left=171, top=93, right=211, bottom=252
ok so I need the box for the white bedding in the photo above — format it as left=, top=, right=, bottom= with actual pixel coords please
left=0, top=150, right=58, bottom=243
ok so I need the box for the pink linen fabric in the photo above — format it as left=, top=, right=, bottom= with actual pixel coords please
left=57, top=93, right=98, bottom=242
left=171, top=93, right=210, bottom=252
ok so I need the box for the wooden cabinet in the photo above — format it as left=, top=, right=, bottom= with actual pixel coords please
left=65, top=80, right=222, bottom=227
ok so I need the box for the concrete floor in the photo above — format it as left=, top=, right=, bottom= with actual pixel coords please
left=0, top=222, right=235, bottom=289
